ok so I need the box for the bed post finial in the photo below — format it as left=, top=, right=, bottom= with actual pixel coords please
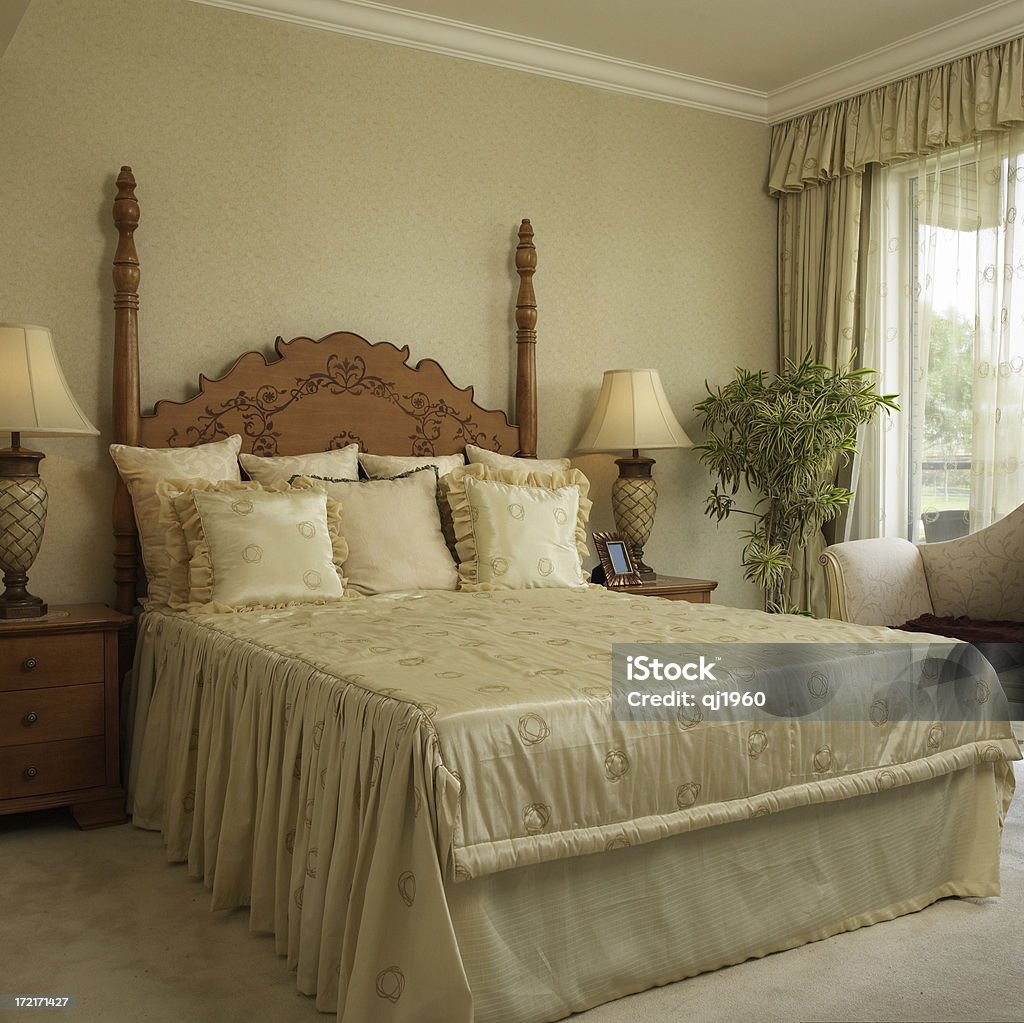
left=515, top=219, right=538, bottom=458
left=112, top=165, right=141, bottom=615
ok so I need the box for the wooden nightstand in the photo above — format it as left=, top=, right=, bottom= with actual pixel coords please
left=0, top=604, right=132, bottom=828
left=618, top=575, right=719, bottom=603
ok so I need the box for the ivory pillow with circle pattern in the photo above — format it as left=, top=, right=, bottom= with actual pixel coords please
left=442, top=463, right=591, bottom=591
left=166, top=478, right=350, bottom=612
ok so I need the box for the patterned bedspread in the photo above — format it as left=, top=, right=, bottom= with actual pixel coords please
left=128, top=587, right=1020, bottom=1021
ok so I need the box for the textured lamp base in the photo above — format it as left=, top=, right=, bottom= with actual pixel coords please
left=0, top=589, right=47, bottom=620
left=612, top=455, right=657, bottom=581
left=0, top=448, right=49, bottom=620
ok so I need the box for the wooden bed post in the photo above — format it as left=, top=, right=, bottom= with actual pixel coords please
left=515, top=219, right=538, bottom=458
left=112, top=166, right=141, bottom=615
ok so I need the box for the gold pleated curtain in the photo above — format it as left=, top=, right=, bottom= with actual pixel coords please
left=776, top=175, right=864, bottom=615
left=769, top=38, right=1024, bottom=196
left=769, top=35, right=1024, bottom=617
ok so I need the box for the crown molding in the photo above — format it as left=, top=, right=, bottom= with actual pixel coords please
left=766, top=0, right=1024, bottom=122
left=188, top=0, right=1024, bottom=126
left=187, top=0, right=767, bottom=121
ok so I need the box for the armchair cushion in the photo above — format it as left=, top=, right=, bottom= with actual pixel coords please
left=894, top=615, right=1024, bottom=695
left=894, top=614, right=1024, bottom=647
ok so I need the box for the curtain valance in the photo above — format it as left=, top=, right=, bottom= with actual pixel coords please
left=769, top=36, right=1024, bottom=195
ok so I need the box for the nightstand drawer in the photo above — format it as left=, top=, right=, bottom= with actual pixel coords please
left=0, top=633, right=105, bottom=691
left=0, top=684, right=105, bottom=746
left=0, top=736, right=106, bottom=799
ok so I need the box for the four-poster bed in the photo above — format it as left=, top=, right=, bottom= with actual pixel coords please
left=110, top=166, right=1020, bottom=1023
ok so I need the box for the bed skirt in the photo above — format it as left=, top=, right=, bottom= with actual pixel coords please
left=451, top=762, right=1009, bottom=1021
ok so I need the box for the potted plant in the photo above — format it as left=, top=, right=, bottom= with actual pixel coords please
left=694, top=350, right=897, bottom=614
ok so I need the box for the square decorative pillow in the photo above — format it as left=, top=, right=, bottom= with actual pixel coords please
left=300, top=467, right=458, bottom=595
left=239, top=444, right=359, bottom=485
left=442, top=463, right=591, bottom=590
left=109, top=434, right=242, bottom=607
left=358, top=451, right=465, bottom=479
left=156, top=477, right=285, bottom=607
left=358, top=452, right=465, bottom=554
left=465, top=444, right=570, bottom=473
left=168, top=478, right=349, bottom=612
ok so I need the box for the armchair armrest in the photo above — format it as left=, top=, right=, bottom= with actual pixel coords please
left=820, top=538, right=933, bottom=625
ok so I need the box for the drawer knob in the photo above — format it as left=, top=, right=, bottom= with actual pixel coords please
left=21, top=656, right=38, bottom=672
left=23, top=766, right=39, bottom=780
left=23, top=711, right=39, bottom=726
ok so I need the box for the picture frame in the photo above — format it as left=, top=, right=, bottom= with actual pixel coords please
left=592, top=531, right=642, bottom=588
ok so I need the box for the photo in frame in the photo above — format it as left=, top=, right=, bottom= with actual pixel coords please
left=593, top=531, right=642, bottom=588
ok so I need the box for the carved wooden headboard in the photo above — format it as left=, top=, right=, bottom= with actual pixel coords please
left=110, top=166, right=539, bottom=614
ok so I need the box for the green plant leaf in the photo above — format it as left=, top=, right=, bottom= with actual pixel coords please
left=695, top=346, right=897, bottom=614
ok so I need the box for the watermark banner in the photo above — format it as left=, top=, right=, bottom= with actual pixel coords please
left=612, top=641, right=1007, bottom=723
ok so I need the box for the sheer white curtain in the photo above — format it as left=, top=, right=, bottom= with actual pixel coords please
left=847, top=167, right=908, bottom=541
left=855, top=126, right=1024, bottom=540
left=974, top=129, right=1024, bottom=524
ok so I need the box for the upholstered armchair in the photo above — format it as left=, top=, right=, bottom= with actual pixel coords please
left=820, top=503, right=1024, bottom=626
left=820, top=504, right=1024, bottom=705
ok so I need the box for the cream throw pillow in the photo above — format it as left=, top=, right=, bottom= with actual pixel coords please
left=169, top=479, right=349, bottom=612
left=240, top=444, right=358, bottom=484
left=358, top=452, right=464, bottom=479
left=465, top=444, right=570, bottom=473
left=304, top=467, right=458, bottom=595
left=443, top=464, right=591, bottom=591
left=109, top=434, right=242, bottom=607
left=359, top=452, right=465, bottom=554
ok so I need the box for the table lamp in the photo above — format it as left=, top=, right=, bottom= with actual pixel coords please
left=576, top=368, right=692, bottom=580
left=0, top=324, right=99, bottom=619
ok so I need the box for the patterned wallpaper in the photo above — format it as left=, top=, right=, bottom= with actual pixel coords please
left=0, top=0, right=775, bottom=607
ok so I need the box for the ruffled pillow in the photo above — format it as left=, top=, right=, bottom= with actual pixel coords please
left=441, top=464, right=591, bottom=591
left=109, top=434, right=242, bottom=607
left=164, top=478, right=350, bottom=613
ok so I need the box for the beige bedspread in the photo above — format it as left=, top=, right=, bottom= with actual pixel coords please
left=128, top=587, right=1020, bottom=1021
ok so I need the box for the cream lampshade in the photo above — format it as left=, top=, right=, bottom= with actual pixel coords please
left=576, top=368, right=692, bottom=580
left=0, top=324, right=99, bottom=619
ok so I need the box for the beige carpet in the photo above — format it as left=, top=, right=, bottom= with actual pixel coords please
left=3, top=755, right=1022, bottom=1023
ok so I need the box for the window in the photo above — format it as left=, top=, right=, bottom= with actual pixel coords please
left=859, top=131, right=1024, bottom=542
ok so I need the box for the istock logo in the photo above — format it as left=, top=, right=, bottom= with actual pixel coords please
left=613, top=641, right=995, bottom=724
left=625, top=654, right=717, bottom=682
